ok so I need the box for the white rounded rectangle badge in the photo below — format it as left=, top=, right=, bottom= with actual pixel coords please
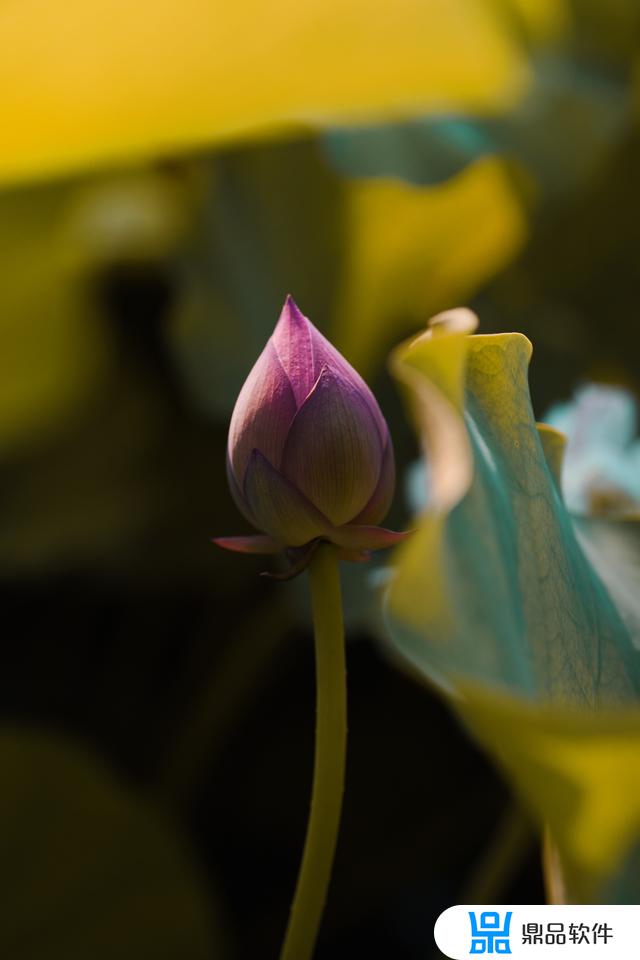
left=434, top=905, right=640, bottom=958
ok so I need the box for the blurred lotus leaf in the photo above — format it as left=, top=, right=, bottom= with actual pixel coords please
left=171, top=143, right=525, bottom=412
left=169, top=142, right=344, bottom=417
left=324, top=118, right=494, bottom=188
left=568, top=0, right=640, bottom=64
left=0, top=0, right=527, bottom=187
left=324, top=56, right=629, bottom=197
left=60, top=167, right=200, bottom=267
left=0, top=164, right=237, bottom=575
left=332, top=157, right=526, bottom=375
left=385, top=310, right=640, bottom=900
left=0, top=165, right=200, bottom=457
left=508, top=0, right=569, bottom=39
left=0, top=727, right=225, bottom=958
left=457, top=685, right=640, bottom=904
left=0, top=185, right=111, bottom=456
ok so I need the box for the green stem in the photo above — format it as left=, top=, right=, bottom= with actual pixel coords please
left=460, top=802, right=533, bottom=904
left=542, top=826, right=568, bottom=904
left=279, top=543, right=347, bottom=960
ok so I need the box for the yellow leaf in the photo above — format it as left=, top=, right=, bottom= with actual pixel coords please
left=508, top=0, right=570, bottom=40
left=386, top=308, right=477, bottom=631
left=458, top=684, right=640, bottom=901
left=332, top=157, right=527, bottom=375
left=0, top=167, right=190, bottom=454
left=537, top=422, right=567, bottom=489
left=0, top=0, right=527, bottom=186
left=0, top=187, right=111, bottom=454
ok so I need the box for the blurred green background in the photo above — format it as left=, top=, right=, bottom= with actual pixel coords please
left=2, top=0, right=640, bottom=956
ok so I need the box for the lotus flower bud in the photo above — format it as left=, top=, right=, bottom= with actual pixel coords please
left=215, top=296, right=407, bottom=567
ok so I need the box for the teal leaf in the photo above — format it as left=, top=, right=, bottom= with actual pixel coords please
left=388, top=325, right=640, bottom=704
left=324, top=56, right=629, bottom=196
left=385, top=311, right=640, bottom=901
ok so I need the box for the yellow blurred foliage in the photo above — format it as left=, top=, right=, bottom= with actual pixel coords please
left=333, top=157, right=527, bottom=375
left=0, top=0, right=527, bottom=186
left=459, top=685, right=640, bottom=901
left=0, top=188, right=111, bottom=455
left=0, top=167, right=193, bottom=456
left=509, top=0, right=570, bottom=39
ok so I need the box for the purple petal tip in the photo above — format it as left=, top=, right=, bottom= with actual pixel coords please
left=277, top=294, right=309, bottom=332
left=212, top=535, right=283, bottom=555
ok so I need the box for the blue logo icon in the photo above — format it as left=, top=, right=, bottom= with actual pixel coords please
left=469, top=911, right=512, bottom=954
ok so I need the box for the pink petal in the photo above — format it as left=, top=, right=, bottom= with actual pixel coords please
left=271, top=296, right=318, bottom=406
left=272, top=296, right=390, bottom=449
left=228, top=341, right=297, bottom=483
left=331, top=524, right=412, bottom=552
left=281, top=365, right=382, bottom=526
left=351, top=437, right=396, bottom=525
left=311, top=341, right=388, bottom=448
left=212, top=535, right=283, bottom=555
left=244, top=449, right=332, bottom=546
left=226, top=451, right=256, bottom=526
